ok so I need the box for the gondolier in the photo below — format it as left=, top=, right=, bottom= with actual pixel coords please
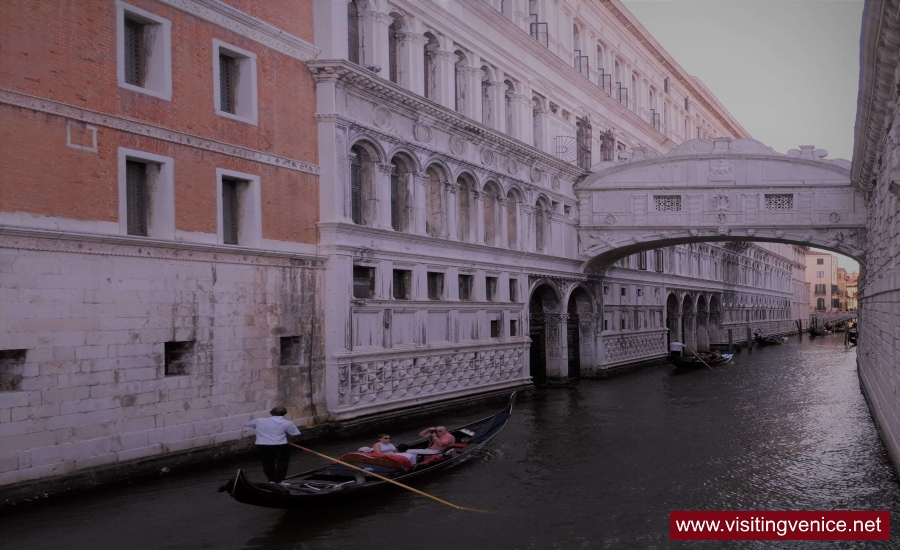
left=669, top=341, right=685, bottom=359
left=244, top=406, right=301, bottom=486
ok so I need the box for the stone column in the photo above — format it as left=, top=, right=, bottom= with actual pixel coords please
left=521, top=204, right=536, bottom=252
left=312, top=0, right=349, bottom=60
left=497, top=197, right=509, bottom=249
left=458, top=65, right=483, bottom=120
left=433, top=49, right=457, bottom=110
left=512, top=88, right=533, bottom=145
left=360, top=9, right=392, bottom=76
left=484, top=79, right=505, bottom=131
left=402, top=32, right=427, bottom=95
left=411, top=172, right=428, bottom=235
left=375, top=163, right=394, bottom=230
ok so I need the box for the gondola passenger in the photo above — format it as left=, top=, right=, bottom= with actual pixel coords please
left=372, top=434, right=396, bottom=454
left=418, top=426, right=456, bottom=451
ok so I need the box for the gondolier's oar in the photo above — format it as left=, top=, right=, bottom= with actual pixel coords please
left=289, top=443, right=491, bottom=513
left=687, top=347, right=715, bottom=371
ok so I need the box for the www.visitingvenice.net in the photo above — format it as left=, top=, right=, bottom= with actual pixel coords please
left=669, top=511, right=890, bottom=541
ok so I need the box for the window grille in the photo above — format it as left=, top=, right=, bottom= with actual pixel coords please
left=347, top=1, right=360, bottom=64
left=597, top=69, right=612, bottom=94
left=508, top=279, right=518, bottom=302
left=219, top=54, right=237, bottom=113
left=654, top=195, right=682, bottom=212
left=814, top=284, right=826, bottom=295
left=490, top=320, right=500, bottom=338
left=817, top=258, right=824, bottom=265
left=638, top=251, right=647, bottom=270
left=529, top=14, right=548, bottom=48
left=655, top=249, right=665, bottom=272
left=650, top=109, right=661, bottom=130
left=616, top=83, right=628, bottom=106
left=765, top=194, right=793, bottom=210
left=221, top=177, right=240, bottom=244
left=574, top=50, right=588, bottom=76
left=125, top=160, right=148, bottom=236
left=124, top=18, right=145, bottom=86
left=576, top=117, right=592, bottom=169
left=388, top=25, right=399, bottom=83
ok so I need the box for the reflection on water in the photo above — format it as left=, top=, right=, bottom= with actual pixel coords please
left=1, top=336, right=897, bottom=549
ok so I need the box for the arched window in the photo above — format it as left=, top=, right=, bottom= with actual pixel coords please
left=347, top=1, right=361, bottom=65
left=425, top=165, right=444, bottom=237
left=505, top=79, right=516, bottom=136
left=390, top=156, right=412, bottom=232
left=506, top=190, right=520, bottom=249
left=535, top=198, right=549, bottom=252
left=457, top=175, right=473, bottom=242
left=349, top=144, right=374, bottom=225
left=388, top=18, right=401, bottom=84
left=483, top=182, right=501, bottom=246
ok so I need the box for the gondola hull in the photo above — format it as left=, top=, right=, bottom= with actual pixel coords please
left=669, top=350, right=735, bottom=369
left=221, top=393, right=515, bottom=509
left=754, top=335, right=788, bottom=346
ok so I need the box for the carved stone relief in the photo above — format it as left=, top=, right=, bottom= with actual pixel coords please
left=373, top=106, right=393, bottom=130
left=414, top=121, right=433, bottom=143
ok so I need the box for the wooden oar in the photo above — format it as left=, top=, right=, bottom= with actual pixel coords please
left=289, top=443, right=491, bottom=513
left=687, top=347, right=716, bottom=371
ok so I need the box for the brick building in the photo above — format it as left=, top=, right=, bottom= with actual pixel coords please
left=0, top=0, right=321, bottom=487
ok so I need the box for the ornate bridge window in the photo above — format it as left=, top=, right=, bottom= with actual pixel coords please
left=764, top=193, right=793, bottom=210
left=654, top=195, right=682, bottom=212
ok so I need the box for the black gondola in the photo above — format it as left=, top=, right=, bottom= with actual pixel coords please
left=754, top=334, right=788, bottom=346
left=809, top=326, right=832, bottom=337
left=669, top=350, right=735, bottom=369
left=221, top=393, right=516, bottom=509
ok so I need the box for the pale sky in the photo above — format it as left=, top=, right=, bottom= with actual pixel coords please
left=621, top=0, right=863, bottom=273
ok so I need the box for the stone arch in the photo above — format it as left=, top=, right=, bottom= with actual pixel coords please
left=528, top=282, right=562, bottom=385
left=666, top=292, right=681, bottom=346
left=348, top=139, right=383, bottom=226
left=682, top=293, right=696, bottom=352
left=709, top=295, right=722, bottom=345
left=565, top=285, right=596, bottom=379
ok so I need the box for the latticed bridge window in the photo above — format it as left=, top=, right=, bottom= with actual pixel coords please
left=765, top=194, right=793, bottom=210
left=654, top=195, right=682, bottom=212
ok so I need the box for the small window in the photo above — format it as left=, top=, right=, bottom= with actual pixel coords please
left=117, top=2, right=172, bottom=100
left=508, top=279, right=518, bottom=302
left=509, top=320, right=518, bottom=337
left=620, top=287, right=627, bottom=296
left=213, top=40, right=258, bottom=125
left=486, top=277, right=498, bottom=302
left=637, top=288, right=643, bottom=297
left=655, top=249, right=664, bottom=272
left=603, top=285, right=609, bottom=295
left=620, top=318, right=626, bottom=330
left=654, top=195, right=682, bottom=212
left=119, top=148, right=175, bottom=239
left=280, top=336, right=300, bottom=365
left=816, top=258, right=824, bottom=265
left=353, top=266, right=375, bottom=299
left=638, top=251, right=647, bottom=270
left=817, top=271, right=824, bottom=278
left=458, top=274, right=473, bottom=301
left=603, top=319, right=609, bottom=331
left=663, top=77, right=669, bottom=93
left=765, top=194, right=793, bottom=211
left=392, top=269, right=412, bottom=300
left=217, top=169, right=261, bottom=246
left=164, top=341, right=194, bottom=375
left=126, top=160, right=150, bottom=236
left=427, top=272, right=444, bottom=300
left=490, top=320, right=500, bottom=338
left=0, top=349, right=27, bottom=392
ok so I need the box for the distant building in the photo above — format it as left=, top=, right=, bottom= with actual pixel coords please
left=806, top=251, right=839, bottom=312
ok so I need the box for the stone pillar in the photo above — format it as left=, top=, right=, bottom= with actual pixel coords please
left=521, top=204, right=536, bottom=252
left=402, top=32, right=427, bottom=95
left=532, top=105, right=550, bottom=152
left=545, top=313, right=567, bottom=381
left=411, top=172, right=427, bottom=235
left=445, top=181, right=459, bottom=240
left=512, top=88, right=533, bottom=145
left=433, top=49, right=457, bottom=110
left=484, top=80, right=505, bottom=131
left=360, top=9, right=392, bottom=76
left=310, top=68, right=349, bottom=223
left=459, top=65, right=483, bottom=120
left=313, top=0, right=348, bottom=60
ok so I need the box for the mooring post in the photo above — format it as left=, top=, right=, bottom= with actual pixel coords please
left=728, top=329, right=734, bottom=351
left=746, top=326, right=753, bottom=353
left=797, top=319, right=802, bottom=338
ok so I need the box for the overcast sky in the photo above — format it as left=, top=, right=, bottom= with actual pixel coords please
left=621, top=0, right=863, bottom=272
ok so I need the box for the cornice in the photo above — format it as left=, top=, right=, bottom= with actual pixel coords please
left=0, top=88, right=320, bottom=175
left=157, top=0, right=319, bottom=62
left=598, top=0, right=748, bottom=138
left=851, top=0, right=900, bottom=189
left=0, top=225, right=323, bottom=267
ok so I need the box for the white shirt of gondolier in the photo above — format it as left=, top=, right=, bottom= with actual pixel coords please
left=669, top=342, right=685, bottom=353
left=244, top=416, right=300, bottom=445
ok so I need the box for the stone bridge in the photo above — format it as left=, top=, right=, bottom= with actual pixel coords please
left=575, top=138, right=867, bottom=272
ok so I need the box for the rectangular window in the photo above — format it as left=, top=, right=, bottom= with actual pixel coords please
left=392, top=269, right=411, bottom=300
left=217, top=169, right=261, bottom=246
left=655, top=249, right=664, bottom=272
left=620, top=287, right=627, bottom=296
left=509, top=279, right=518, bottom=302
left=213, top=39, right=258, bottom=125
left=765, top=193, right=793, bottom=211
left=427, top=272, right=444, bottom=300
left=654, top=195, right=682, bottom=211
left=117, top=2, right=172, bottom=100
left=280, top=336, right=300, bottom=365
left=0, top=349, right=27, bottom=392
left=126, top=160, right=149, bottom=236
left=638, top=251, right=647, bottom=270
left=817, top=271, right=825, bottom=278
left=353, top=266, right=375, bottom=299
left=486, top=277, right=498, bottom=302
left=814, top=284, right=826, bottom=295
left=164, top=341, right=194, bottom=376
left=490, top=320, right=500, bottom=338
left=817, top=258, right=824, bottom=265
left=119, top=148, right=174, bottom=239
left=509, top=320, right=518, bottom=337
left=458, top=274, right=473, bottom=301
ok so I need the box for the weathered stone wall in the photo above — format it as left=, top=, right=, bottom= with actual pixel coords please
left=0, top=232, right=323, bottom=487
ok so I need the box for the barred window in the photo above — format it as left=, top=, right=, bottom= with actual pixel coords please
left=765, top=194, right=793, bottom=210
left=654, top=195, right=682, bottom=212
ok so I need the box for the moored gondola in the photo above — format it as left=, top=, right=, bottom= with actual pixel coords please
left=754, top=334, right=788, bottom=346
left=809, top=325, right=832, bottom=337
left=669, top=350, right=735, bottom=369
left=220, top=393, right=516, bottom=509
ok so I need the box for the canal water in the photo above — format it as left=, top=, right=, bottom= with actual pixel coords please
left=1, top=336, right=897, bottom=549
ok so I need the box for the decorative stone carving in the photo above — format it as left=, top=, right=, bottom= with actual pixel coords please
left=551, top=176, right=561, bottom=190
left=829, top=212, right=841, bottom=223
left=506, top=157, right=519, bottom=175
left=746, top=229, right=757, bottom=236
left=709, top=159, right=734, bottom=180
left=481, top=148, right=495, bottom=166
left=716, top=226, right=730, bottom=236
left=530, top=165, right=542, bottom=184
left=689, top=229, right=699, bottom=237
left=450, top=135, right=466, bottom=156
left=774, top=231, right=785, bottom=238
left=414, top=121, right=433, bottom=143
left=605, top=214, right=618, bottom=225
left=373, top=106, right=393, bottom=130
left=711, top=195, right=731, bottom=212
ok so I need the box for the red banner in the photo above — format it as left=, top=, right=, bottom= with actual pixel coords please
left=670, top=510, right=890, bottom=540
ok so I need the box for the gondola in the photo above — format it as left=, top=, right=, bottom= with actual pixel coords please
left=669, top=350, right=735, bottom=369
left=220, top=393, right=516, bottom=509
left=754, top=334, right=788, bottom=346
left=809, top=326, right=832, bottom=337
